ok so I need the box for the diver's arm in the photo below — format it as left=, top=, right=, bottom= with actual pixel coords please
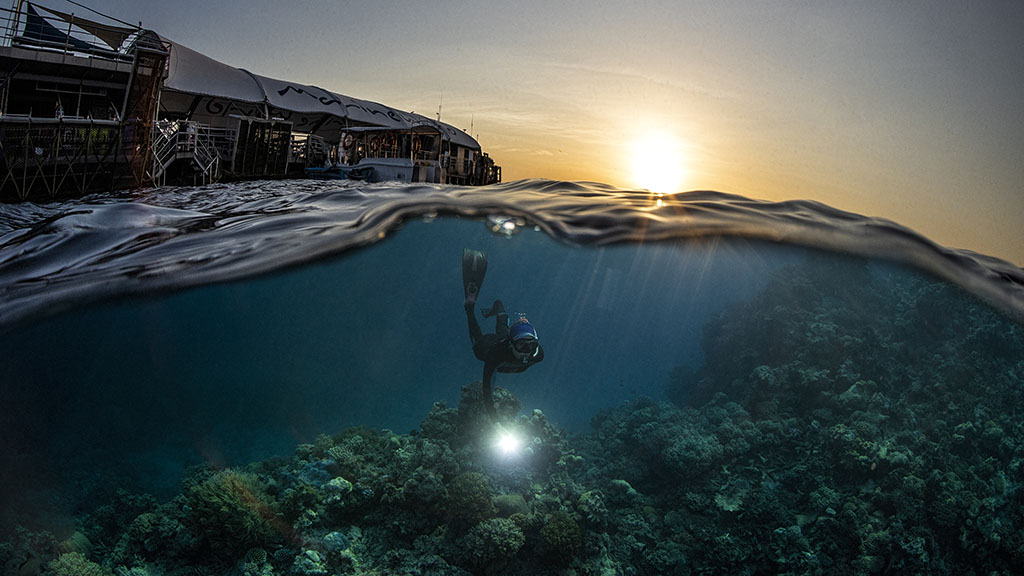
left=481, top=362, right=498, bottom=420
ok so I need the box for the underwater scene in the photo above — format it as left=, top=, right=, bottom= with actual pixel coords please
left=1, top=180, right=1023, bottom=575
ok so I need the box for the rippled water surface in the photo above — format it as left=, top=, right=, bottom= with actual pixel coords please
left=2, top=179, right=1021, bottom=326
left=1, top=179, right=1022, bottom=574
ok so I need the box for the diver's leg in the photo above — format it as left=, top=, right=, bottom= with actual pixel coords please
left=496, top=311, right=509, bottom=339
left=482, top=299, right=505, bottom=318
left=485, top=300, right=509, bottom=338
left=465, top=301, right=484, bottom=347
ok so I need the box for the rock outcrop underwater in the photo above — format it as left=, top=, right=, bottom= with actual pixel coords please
left=3, top=254, right=1022, bottom=575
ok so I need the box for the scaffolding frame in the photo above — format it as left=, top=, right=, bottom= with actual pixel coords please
left=0, top=2, right=171, bottom=200
left=0, top=116, right=129, bottom=198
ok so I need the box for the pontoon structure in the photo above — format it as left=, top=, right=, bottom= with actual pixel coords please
left=157, top=37, right=500, bottom=185
left=0, top=1, right=500, bottom=199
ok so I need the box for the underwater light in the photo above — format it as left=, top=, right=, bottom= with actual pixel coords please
left=487, top=215, right=523, bottom=236
left=495, top=429, right=523, bottom=457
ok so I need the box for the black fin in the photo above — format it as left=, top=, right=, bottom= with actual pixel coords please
left=462, top=249, right=488, bottom=302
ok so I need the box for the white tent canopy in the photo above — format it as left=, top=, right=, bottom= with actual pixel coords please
left=160, top=37, right=480, bottom=149
left=163, top=39, right=264, bottom=104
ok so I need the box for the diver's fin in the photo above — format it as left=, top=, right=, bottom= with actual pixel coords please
left=462, top=249, right=488, bottom=304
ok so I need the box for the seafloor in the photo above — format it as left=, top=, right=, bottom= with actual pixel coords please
left=3, top=256, right=1022, bottom=575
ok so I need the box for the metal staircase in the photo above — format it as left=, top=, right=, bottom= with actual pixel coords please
left=150, top=120, right=221, bottom=185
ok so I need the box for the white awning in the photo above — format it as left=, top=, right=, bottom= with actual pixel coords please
left=342, top=96, right=415, bottom=130
left=254, top=74, right=346, bottom=116
left=159, top=37, right=480, bottom=149
left=409, top=115, right=479, bottom=149
left=162, top=39, right=264, bottom=103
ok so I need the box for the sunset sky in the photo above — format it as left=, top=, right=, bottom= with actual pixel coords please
left=62, top=1, right=1024, bottom=264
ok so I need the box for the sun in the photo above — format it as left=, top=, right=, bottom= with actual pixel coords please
left=629, top=130, right=687, bottom=194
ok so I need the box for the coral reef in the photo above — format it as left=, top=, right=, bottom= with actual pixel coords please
left=186, top=468, right=282, bottom=561
left=447, top=472, right=497, bottom=525
left=457, top=518, right=525, bottom=572
left=539, top=510, right=582, bottom=563
left=3, top=255, right=1022, bottom=575
left=46, top=551, right=111, bottom=576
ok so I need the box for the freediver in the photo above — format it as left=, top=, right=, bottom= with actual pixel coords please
left=462, top=249, right=544, bottom=421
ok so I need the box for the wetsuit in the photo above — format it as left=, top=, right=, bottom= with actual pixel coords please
left=465, top=299, right=544, bottom=420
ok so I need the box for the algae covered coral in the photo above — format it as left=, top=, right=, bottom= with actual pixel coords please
left=2, top=254, right=1022, bottom=575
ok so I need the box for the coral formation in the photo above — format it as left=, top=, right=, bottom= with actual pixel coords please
left=539, top=510, right=582, bottom=563
left=456, top=518, right=525, bottom=572
left=447, top=472, right=497, bottom=524
left=3, top=255, right=1022, bottom=574
left=186, top=468, right=282, bottom=561
left=46, top=551, right=111, bottom=576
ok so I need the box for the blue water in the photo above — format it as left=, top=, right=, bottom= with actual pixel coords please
left=1, top=179, right=1022, bottom=573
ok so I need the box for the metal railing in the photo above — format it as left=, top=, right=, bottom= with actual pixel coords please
left=1, top=3, right=141, bottom=63
left=291, top=133, right=329, bottom=168
left=0, top=116, right=126, bottom=199
left=151, top=120, right=235, bottom=185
